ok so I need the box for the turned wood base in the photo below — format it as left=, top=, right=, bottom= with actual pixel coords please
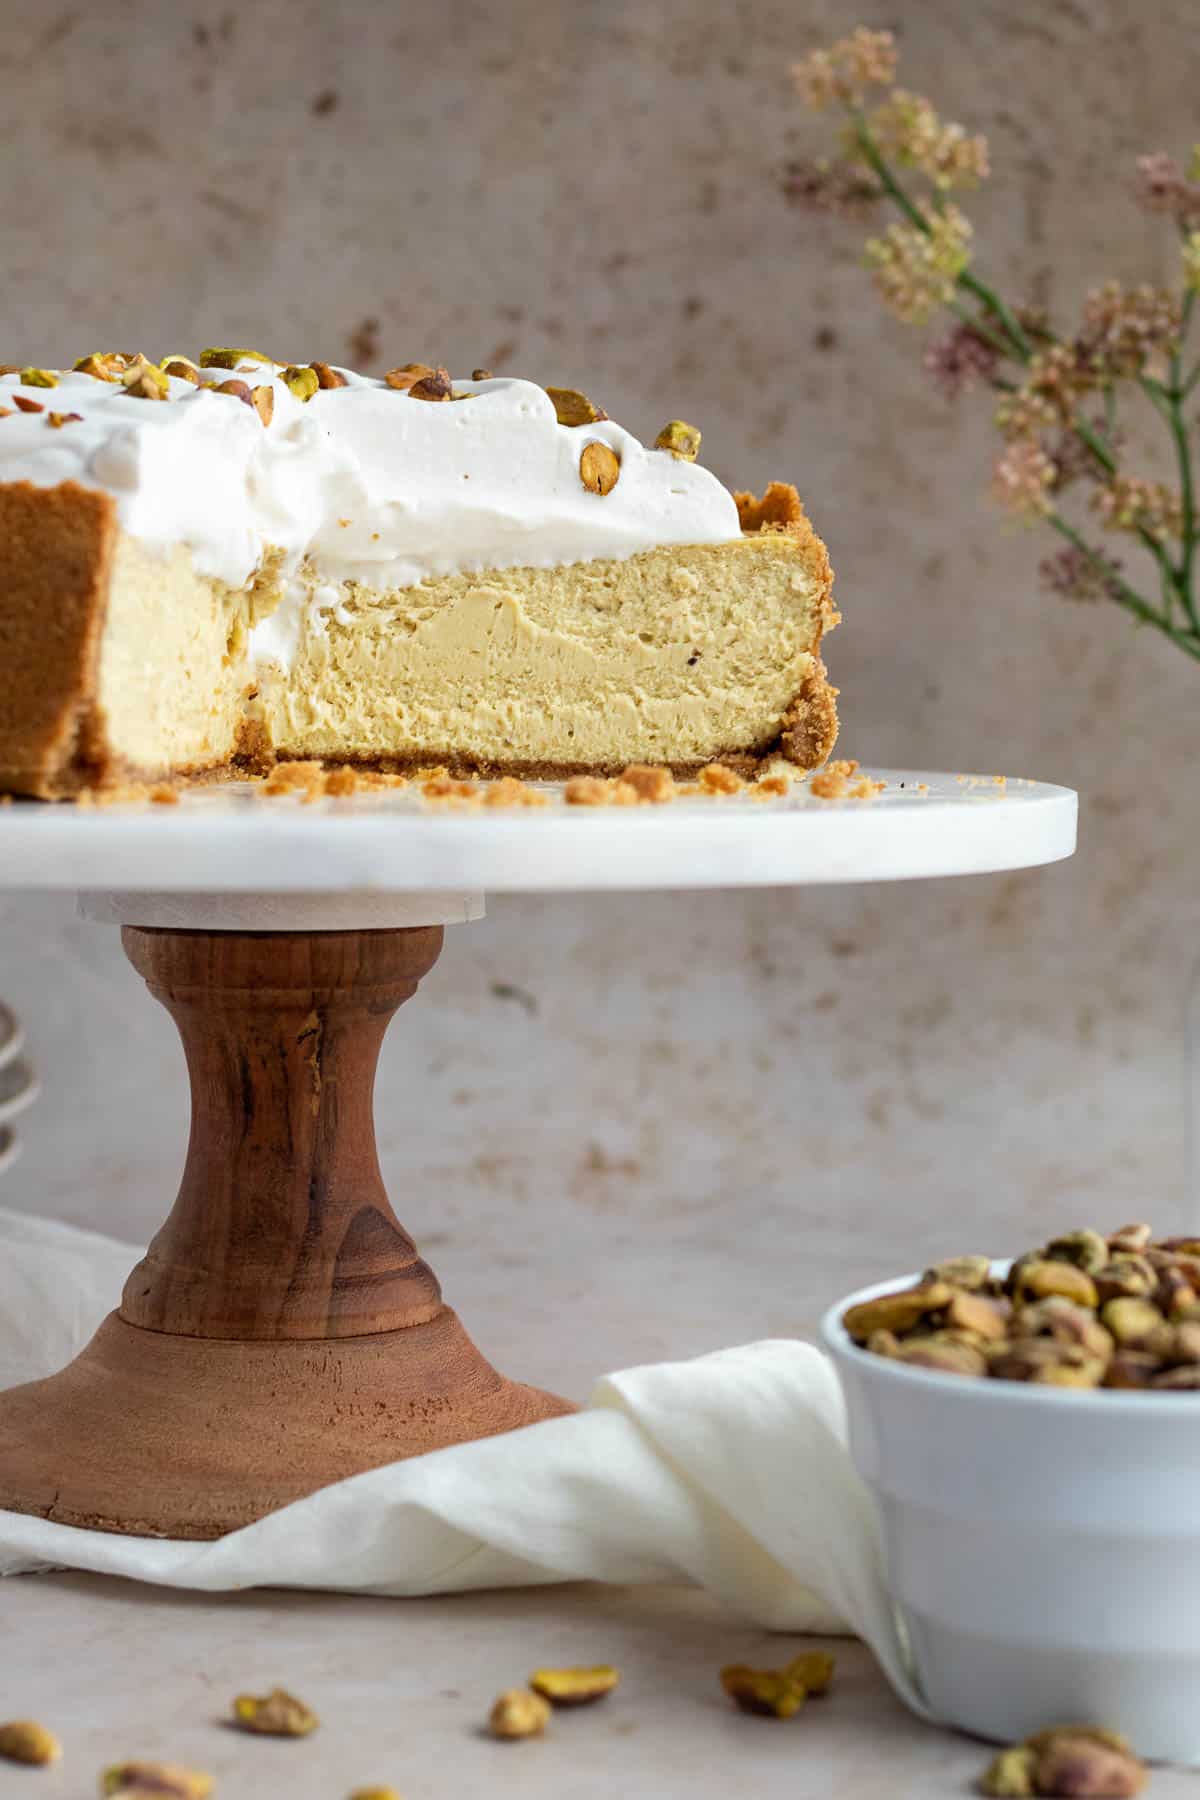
left=0, top=1311, right=570, bottom=1539
left=0, top=924, right=574, bottom=1539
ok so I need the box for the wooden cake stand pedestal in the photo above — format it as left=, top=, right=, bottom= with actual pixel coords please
left=0, top=770, right=1077, bottom=1541
left=0, top=919, right=570, bottom=1539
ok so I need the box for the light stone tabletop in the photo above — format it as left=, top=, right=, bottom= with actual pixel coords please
left=4, top=1574, right=1194, bottom=1799
left=4, top=1230, right=1192, bottom=1800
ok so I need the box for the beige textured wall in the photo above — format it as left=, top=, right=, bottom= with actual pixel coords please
left=2, top=0, right=1199, bottom=1377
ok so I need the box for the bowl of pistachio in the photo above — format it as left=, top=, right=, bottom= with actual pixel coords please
left=821, top=1224, right=1200, bottom=1766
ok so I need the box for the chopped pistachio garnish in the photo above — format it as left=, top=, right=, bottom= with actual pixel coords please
left=579, top=440, right=621, bottom=494
left=199, top=347, right=272, bottom=369
left=407, top=366, right=452, bottom=401
left=213, top=378, right=254, bottom=406
left=546, top=385, right=604, bottom=426
left=160, top=355, right=201, bottom=384
left=75, top=352, right=127, bottom=381
left=281, top=365, right=320, bottom=402
left=384, top=362, right=436, bottom=390
left=310, top=361, right=347, bottom=389
left=655, top=419, right=702, bottom=460
left=121, top=357, right=170, bottom=400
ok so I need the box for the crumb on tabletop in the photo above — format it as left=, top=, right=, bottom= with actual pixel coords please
left=808, top=758, right=884, bottom=801
left=618, top=763, right=675, bottom=803
left=422, top=775, right=479, bottom=804
left=75, top=780, right=170, bottom=807
left=482, top=776, right=547, bottom=808
left=149, top=783, right=179, bottom=805
left=564, top=775, right=613, bottom=806
left=262, top=759, right=325, bottom=797
left=352, top=766, right=413, bottom=788
left=322, top=765, right=360, bottom=797
left=561, top=773, right=645, bottom=807
left=258, top=762, right=412, bottom=799
left=698, top=762, right=742, bottom=794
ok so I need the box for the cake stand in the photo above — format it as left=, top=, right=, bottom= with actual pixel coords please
left=0, top=770, right=1075, bottom=1540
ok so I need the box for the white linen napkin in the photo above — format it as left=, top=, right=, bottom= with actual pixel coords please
left=0, top=1207, right=926, bottom=1717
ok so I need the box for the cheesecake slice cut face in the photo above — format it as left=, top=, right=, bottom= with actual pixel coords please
left=0, top=359, right=838, bottom=798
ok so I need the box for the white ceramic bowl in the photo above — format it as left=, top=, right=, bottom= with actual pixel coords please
left=822, top=1270, right=1200, bottom=1764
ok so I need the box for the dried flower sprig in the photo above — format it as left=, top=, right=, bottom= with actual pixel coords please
left=789, top=27, right=1200, bottom=663
left=1039, top=544, right=1125, bottom=604
left=864, top=204, right=973, bottom=324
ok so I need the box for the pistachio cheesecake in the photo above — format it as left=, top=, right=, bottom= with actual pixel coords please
left=0, top=352, right=839, bottom=799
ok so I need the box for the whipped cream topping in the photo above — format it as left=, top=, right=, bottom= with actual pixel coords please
left=0, top=361, right=742, bottom=668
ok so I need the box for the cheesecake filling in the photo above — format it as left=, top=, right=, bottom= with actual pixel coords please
left=251, top=540, right=824, bottom=770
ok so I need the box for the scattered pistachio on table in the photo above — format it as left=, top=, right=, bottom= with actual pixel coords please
left=0, top=1719, right=61, bottom=1765
left=720, top=1650, right=836, bottom=1719
left=230, top=1685, right=319, bottom=1736
left=488, top=1688, right=551, bottom=1740
left=101, top=1761, right=213, bottom=1798
left=528, top=1665, right=620, bottom=1707
left=846, top=1223, right=1200, bottom=1389
left=979, top=1723, right=1147, bottom=1796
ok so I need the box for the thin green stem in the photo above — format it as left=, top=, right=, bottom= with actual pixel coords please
left=947, top=297, right=1013, bottom=360
left=850, top=110, right=928, bottom=230
left=1161, top=556, right=1179, bottom=625
left=1071, top=413, right=1117, bottom=476
left=851, top=110, right=1034, bottom=361
left=1138, top=374, right=1173, bottom=421
left=1059, top=397, right=1174, bottom=575
left=1046, top=513, right=1200, bottom=660
left=1166, top=288, right=1198, bottom=627
left=958, top=270, right=1034, bottom=361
